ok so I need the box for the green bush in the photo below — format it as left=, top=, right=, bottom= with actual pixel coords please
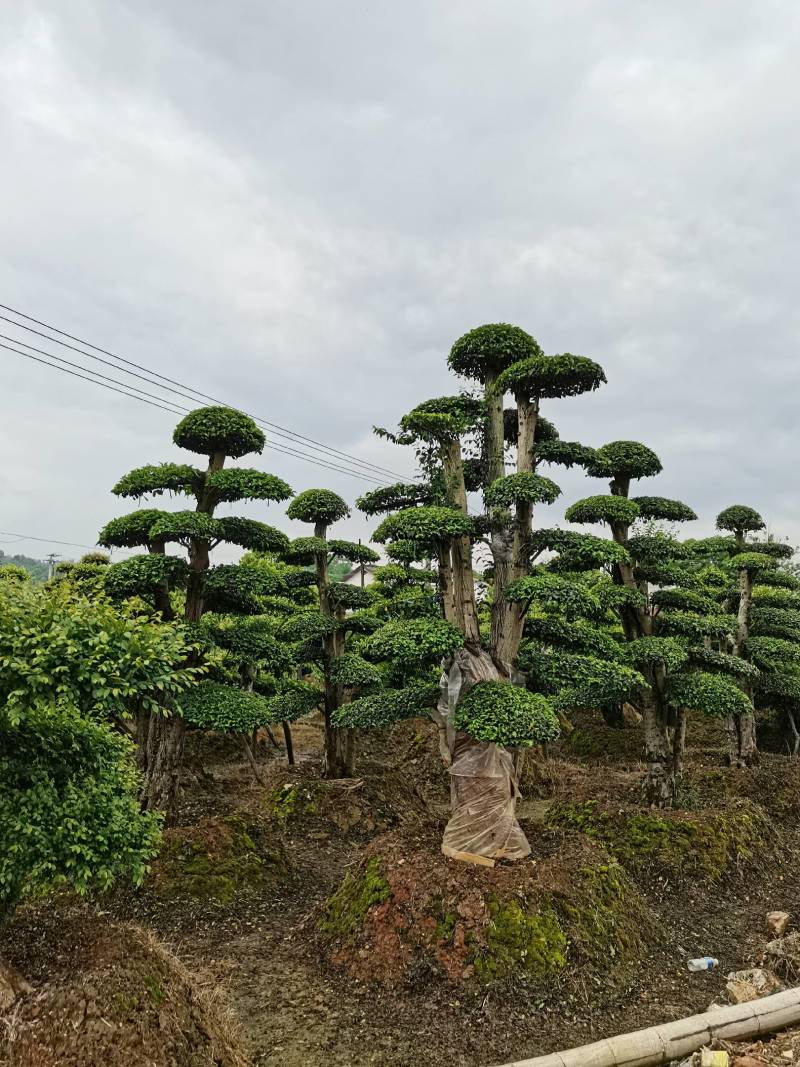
left=0, top=703, right=161, bottom=916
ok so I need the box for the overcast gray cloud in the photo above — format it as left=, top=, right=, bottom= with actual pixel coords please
left=1, top=0, right=799, bottom=560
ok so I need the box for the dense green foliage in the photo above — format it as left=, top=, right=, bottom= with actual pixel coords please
left=565, top=495, right=640, bottom=527
left=484, top=472, right=561, bottom=508
left=0, top=550, right=48, bottom=582
left=494, top=353, right=607, bottom=399
left=454, top=682, right=560, bottom=748
left=0, top=582, right=200, bottom=725
left=585, top=441, right=662, bottom=481
left=448, top=323, right=542, bottom=381
left=286, top=488, right=350, bottom=526
left=173, top=406, right=266, bottom=458
left=0, top=703, right=161, bottom=916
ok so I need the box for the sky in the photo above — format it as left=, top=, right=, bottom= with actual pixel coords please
left=1, top=1, right=799, bottom=562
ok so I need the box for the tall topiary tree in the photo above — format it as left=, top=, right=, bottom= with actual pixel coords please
left=341, top=324, right=605, bottom=864
left=283, top=489, right=380, bottom=777
left=99, top=406, right=292, bottom=815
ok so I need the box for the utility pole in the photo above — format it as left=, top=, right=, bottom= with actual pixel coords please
left=45, top=553, right=61, bottom=580
left=358, top=538, right=365, bottom=588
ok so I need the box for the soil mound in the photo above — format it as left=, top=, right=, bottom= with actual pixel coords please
left=317, top=827, right=652, bottom=989
left=0, top=916, right=249, bottom=1067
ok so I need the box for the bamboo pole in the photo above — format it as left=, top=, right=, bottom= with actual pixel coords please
left=493, top=986, right=800, bottom=1067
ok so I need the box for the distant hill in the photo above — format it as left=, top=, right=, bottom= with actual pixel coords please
left=0, top=549, right=50, bottom=582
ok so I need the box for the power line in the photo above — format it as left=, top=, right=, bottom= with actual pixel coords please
left=0, top=302, right=409, bottom=481
left=0, top=529, right=98, bottom=550
left=0, top=334, right=195, bottom=413
left=2, top=342, right=187, bottom=416
left=3, top=340, right=389, bottom=484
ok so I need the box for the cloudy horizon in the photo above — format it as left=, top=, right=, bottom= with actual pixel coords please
left=2, top=1, right=799, bottom=561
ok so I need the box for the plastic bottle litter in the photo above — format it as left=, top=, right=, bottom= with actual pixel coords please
left=687, top=957, right=719, bottom=971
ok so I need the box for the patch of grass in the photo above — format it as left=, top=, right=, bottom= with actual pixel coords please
left=143, top=973, right=166, bottom=1008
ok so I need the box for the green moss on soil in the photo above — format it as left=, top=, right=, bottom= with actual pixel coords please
left=154, top=813, right=281, bottom=904
left=471, top=857, right=645, bottom=984
left=556, top=861, right=646, bottom=966
left=318, top=857, right=391, bottom=940
left=473, top=899, right=567, bottom=982
left=547, top=799, right=767, bottom=881
left=268, top=782, right=319, bottom=823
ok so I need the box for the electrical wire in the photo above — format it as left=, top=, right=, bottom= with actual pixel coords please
left=3, top=340, right=389, bottom=483
left=0, top=529, right=97, bottom=549
left=0, top=302, right=410, bottom=481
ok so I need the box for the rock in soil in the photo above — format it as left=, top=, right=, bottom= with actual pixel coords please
left=767, top=912, right=792, bottom=937
left=726, top=967, right=783, bottom=1003
left=0, top=960, right=32, bottom=1011
left=764, top=932, right=800, bottom=980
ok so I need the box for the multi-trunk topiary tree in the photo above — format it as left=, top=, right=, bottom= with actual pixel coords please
left=336, top=324, right=608, bottom=863
left=99, top=406, right=293, bottom=815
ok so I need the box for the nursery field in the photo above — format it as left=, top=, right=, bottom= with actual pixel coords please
left=5, top=327, right=800, bottom=1067
left=3, top=711, right=800, bottom=1067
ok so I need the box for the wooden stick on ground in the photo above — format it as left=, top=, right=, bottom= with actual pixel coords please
left=240, top=733, right=264, bottom=784
left=492, top=986, right=800, bottom=1067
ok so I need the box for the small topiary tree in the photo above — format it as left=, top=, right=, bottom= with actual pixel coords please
left=99, top=406, right=292, bottom=815
left=560, top=445, right=758, bottom=804
left=283, top=488, right=381, bottom=777
left=695, top=507, right=799, bottom=764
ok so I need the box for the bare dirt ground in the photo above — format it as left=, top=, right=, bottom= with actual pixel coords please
left=3, top=714, right=800, bottom=1067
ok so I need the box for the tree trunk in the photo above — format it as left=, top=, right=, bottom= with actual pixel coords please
left=439, top=648, right=530, bottom=864
left=282, top=720, right=295, bottom=765
left=641, top=695, right=675, bottom=807
left=135, top=702, right=150, bottom=773
left=141, top=712, right=186, bottom=821
left=738, top=712, right=759, bottom=765
left=322, top=705, right=355, bottom=777
left=441, top=439, right=480, bottom=645
left=728, top=568, right=759, bottom=767
left=727, top=710, right=759, bottom=767
left=437, top=543, right=457, bottom=625
left=315, top=522, right=356, bottom=778
left=672, top=707, right=687, bottom=780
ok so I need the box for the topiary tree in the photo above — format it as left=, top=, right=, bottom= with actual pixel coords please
left=342, top=324, right=605, bottom=864
left=560, top=444, right=762, bottom=804
left=283, top=488, right=381, bottom=777
left=699, top=508, right=799, bottom=764
left=99, top=406, right=292, bottom=815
